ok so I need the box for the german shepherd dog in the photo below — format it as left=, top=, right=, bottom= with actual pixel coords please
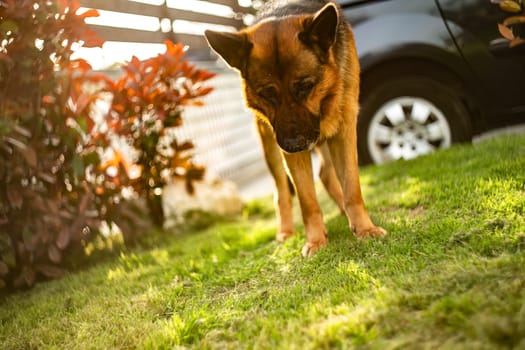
left=205, top=0, right=386, bottom=256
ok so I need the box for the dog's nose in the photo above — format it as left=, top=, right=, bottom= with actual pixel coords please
left=279, top=135, right=314, bottom=153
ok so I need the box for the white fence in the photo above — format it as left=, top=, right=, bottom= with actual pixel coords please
left=179, top=63, right=268, bottom=186
left=79, top=0, right=268, bottom=188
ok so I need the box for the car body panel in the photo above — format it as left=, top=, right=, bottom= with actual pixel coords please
left=437, top=0, right=525, bottom=119
left=340, top=0, right=524, bottom=132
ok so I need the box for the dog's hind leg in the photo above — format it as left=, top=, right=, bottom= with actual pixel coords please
left=327, top=120, right=387, bottom=239
left=315, top=144, right=345, bottom=214
left=256, top=119, right=295, bottom=241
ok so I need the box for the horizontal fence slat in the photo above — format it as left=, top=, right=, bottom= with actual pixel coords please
left=88, top=24, right=166, bottom=43
left=88, top=24, right=209, bottom=48
left=169, top=33, right=209, bottom=49
left=80, top=0, right=244, bottom=28
left=80, top=0, right=161, bottom=17
left=169, top=9, right=241, bottom=28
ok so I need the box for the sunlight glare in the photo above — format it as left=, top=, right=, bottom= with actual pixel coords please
left=130, top=0, right=165, bottom=5
left=71, top=42, right=166, bottom=70
left=172, top=20, right=235, bottom=35
left=81, top=8, right=160, bottom=32
left=73, top=1, right=240, bottom=69
left=166, top=0, right=234, bottom=17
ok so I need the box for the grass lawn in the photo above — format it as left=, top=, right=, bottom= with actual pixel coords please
left=1, top=135, right=524, bottom=349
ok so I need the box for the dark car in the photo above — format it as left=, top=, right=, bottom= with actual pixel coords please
left=339, top=0, right=525, bottom=164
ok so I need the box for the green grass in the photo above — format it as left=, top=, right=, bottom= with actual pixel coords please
left=1, top=135, right=524, bottom=349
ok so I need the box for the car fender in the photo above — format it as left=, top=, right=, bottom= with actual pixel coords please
left=352, top=13, right=472, bottom=86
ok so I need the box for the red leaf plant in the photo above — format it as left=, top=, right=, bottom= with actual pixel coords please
left=0, top=0, right=214, bottom=290
left=103, top=41, right=214, bottom=228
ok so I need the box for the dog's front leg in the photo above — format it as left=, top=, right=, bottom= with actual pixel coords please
left=327, top=124, right=387, bottom=239
left=256, top=120, right=295, bottom=241
left=283, top=151, right=327, bottom=256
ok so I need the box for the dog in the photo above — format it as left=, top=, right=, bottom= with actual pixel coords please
left=205, top=0, right=386, bottom=256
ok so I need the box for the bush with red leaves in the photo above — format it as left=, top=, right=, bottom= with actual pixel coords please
left=103, top=41, right=214, bottom=228
left=0, top=0, right=214, bottom=290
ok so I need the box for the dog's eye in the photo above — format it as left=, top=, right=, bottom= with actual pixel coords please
left=257, top=85, right=279, bottom=105
left=293, top=79, right=316, bottom=100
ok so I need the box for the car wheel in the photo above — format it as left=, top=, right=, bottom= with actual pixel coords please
left=358, top=76, right=472, bottom=165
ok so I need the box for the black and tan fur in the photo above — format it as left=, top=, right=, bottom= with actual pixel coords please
left=205, top=0, right=386, bottom=256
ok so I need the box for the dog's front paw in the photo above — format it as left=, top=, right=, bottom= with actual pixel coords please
left=354, top=225, right=387, bottom=239
left=301, top=239, right=328, bottom=257
left=276, top=231, right=295, bottom=242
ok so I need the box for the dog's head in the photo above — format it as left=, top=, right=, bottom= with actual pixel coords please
left=205, top=3, right=341, bottom=153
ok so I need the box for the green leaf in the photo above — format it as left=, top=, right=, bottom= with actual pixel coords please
left=0, top=20, right=18, bottom=36
left=83, top=151, right=100, bottom=167
left=77, top=116, right=88, bottom=134
left=72, top=155, right=85, bottom=178
left=499, top=0, right=523, bottom=13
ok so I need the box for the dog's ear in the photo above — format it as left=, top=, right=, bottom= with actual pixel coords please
left=205, top=30, right=252, bottom=73
left=299, top=3, right=339, bottom=60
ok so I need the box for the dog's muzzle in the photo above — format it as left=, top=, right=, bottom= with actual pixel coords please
left=276, top=129, right=319, bottom=153
left=279, top=135, right=317, bottom=153
left=273, top=109, right=321, bottom=153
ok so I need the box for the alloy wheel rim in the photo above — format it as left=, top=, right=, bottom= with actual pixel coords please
left=367, top=97, right=452, bottom=164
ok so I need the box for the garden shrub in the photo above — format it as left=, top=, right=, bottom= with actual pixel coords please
left=102, top=41, right=213, bottom=228
left=0, top=0, right=214, bottom=289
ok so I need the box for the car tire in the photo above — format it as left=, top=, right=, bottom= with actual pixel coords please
left=357, top=76, right=472, bottom=165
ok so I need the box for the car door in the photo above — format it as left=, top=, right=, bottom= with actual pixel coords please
left=437, top=0, right=525, bottom=125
